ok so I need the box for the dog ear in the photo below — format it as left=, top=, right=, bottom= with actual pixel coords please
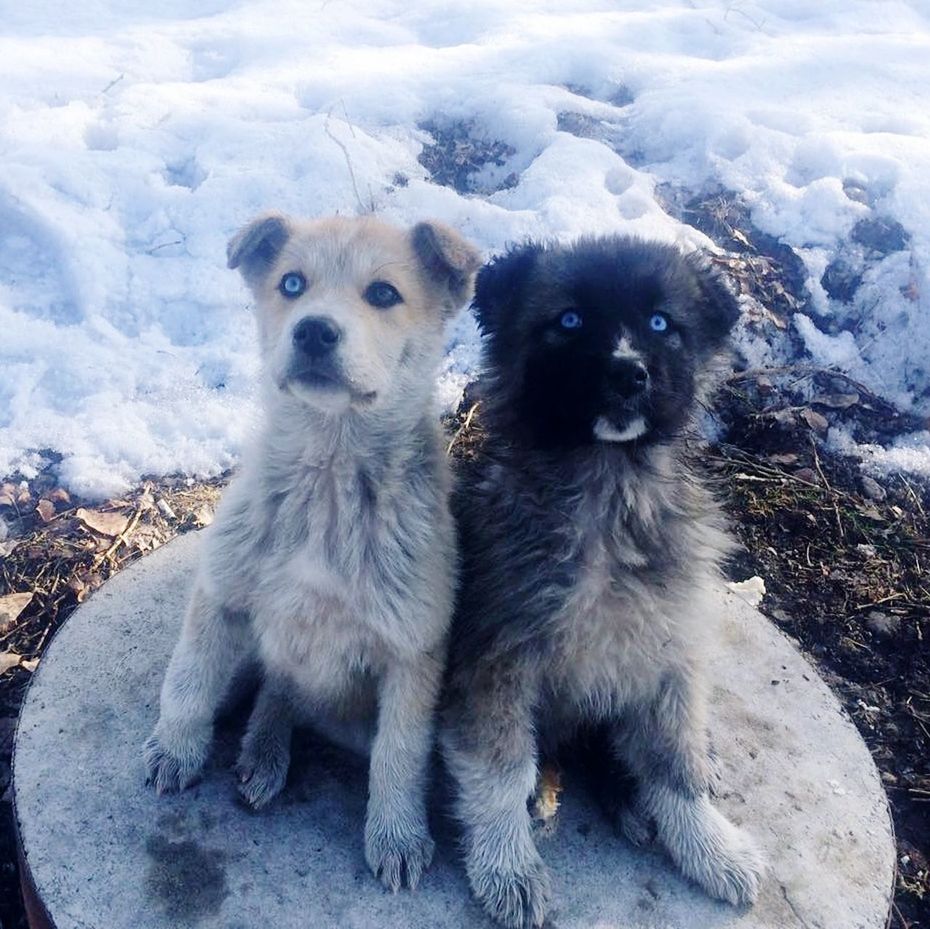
left=471, top=243, right=539, bottom=334
left=411, top=221, right=482, bottom=317
left=227, top=213, right=292, bottom=284
left=686, top=251, right=741, bottom=347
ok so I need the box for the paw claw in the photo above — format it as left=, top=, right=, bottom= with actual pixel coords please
left=235, top=735, right=290, bottom=810
left=470, top=857, right=552, bottom=929
left=143, top=729, right=207, bottom=795
left=365, top=817, right=435, bottom=892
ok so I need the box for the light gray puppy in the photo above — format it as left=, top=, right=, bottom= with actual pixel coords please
left=143, top=212, right=480, bottom=892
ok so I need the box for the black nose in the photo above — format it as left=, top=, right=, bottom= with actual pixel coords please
left=610, top=358, right=650, bottom=397
left=292, top=316, right=342, bottom=357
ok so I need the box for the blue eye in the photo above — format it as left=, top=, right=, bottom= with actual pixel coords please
left=649, top=313, right=669, bottom=332
left=560, top=310, right=583, bottom=330
left=279, top=272, right=307, bottom=298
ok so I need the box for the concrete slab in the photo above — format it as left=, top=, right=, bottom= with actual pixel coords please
left=14, top=531, right=894, bottom=929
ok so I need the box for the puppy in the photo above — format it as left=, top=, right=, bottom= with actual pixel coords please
left=143, top=212, right=480, bottom=891
left=441, top=236, right=765, bottom=927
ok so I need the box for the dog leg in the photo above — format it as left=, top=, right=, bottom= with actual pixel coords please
left=612, top=672, right=764, bottom=905
left=236, top=675, right=293, bottom=809
left=443, top=672, right=551, bottom=929
left=365, top=652, right=442, bottom=892
left=143, top=587, right=247, bottom=792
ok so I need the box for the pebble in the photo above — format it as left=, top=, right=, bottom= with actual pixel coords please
left=860, top=476, right=886, bottom=502
left=866, top=612, right=901, bottom=639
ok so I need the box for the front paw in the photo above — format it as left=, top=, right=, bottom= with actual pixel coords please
left=469, top=855, right=552, bottom=929
left=236, top=744, right=290, bottom=810
left=364, top=811, right=435, bottom=891
left=142, top=724, right=209, bottom=794
left=660, top=792, right=765, bottom=906
left=690, top=813, right=764, bottom=906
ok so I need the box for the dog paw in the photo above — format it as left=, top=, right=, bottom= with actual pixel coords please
left=469, top=856, right=552, bottom=929
left=142, top=726, right=208, bottom=794
left=365, top=813, right=435, bottom=891
left=667, top=796, right=765, bottom=906
left=236, top=749, right=289, bottom=810
left=694, top=818, right=764, bottom=906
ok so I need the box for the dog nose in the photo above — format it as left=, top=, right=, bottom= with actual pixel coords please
left=610, top=358, right=650, bottom=397
left=292, top=316, right=342, bottom=357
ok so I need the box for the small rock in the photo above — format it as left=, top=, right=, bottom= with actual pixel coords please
left=851, top=216, right=909, bottom=255
left=860, top=475, right=886, bottom=502
left=793, top=467, right=820, bottom=485
left=866, top=612, right=900, bottom=639
left=821, top=258, right=863, bottom=303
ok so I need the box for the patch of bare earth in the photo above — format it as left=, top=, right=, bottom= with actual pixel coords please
left=0, top=471, right=227, bottom=929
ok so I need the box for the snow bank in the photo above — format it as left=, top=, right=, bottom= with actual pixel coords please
left=2, top=0, right=928, bottom=496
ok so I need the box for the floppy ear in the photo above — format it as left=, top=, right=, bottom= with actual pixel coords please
left=411, top=221, right=482, bottom=317
left=471, top=243, right=539, bottom=335
left=686, top=251, right=741, bottom=347
left=227, top=212, right=292, bottom=285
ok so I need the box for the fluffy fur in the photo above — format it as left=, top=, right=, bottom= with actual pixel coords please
left=143, top=212, right=480, bottom=892
left=441, top=236, right=765, bottom=928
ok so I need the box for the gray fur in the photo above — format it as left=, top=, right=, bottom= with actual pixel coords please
left=144, top=213, right=480, bottom=892
left=441, top=238, right=765, bottom=927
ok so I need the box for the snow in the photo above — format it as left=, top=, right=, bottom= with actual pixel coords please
left=2, top=0, right=929, bottom=497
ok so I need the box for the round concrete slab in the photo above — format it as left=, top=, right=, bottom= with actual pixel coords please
left=15, top=531, right=893, bottom=929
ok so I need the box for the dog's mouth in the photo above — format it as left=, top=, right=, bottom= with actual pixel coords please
left=284, top=366, right=377, bottom=407
left=593, top=413, right=648, bottom=443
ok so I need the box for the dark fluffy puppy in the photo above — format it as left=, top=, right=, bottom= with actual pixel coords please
left=441, top=236, right=764, bottom=928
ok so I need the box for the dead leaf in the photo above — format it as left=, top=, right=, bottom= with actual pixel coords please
left=0, top=652, right=21, bottom=674
left=75, top=507, right=130, bottom=538
left=35, top=499, right=56, bottom=523
left=793, top=467, right=820, bottom=485
left=0, top=493, right=13, bottom=508
left=800, top=408, right=829, bottom=432
left=47, top=488, right=71, bottom=505
left=812, top=392, right=859, bottom=410
left=0, top=538, right=21, bottom=558
left=855, top=503, right=884, bottom=520
left=192, top=504, right=214, bottom=527
left=767, top=452, right=799, bottom=466
left=21, top=658, right=39, bottom=673
left=731, top=228, right=752, bottom=248
left=0, top=592, right=32, bottom=633
left=15, top=487, right=31, bottom=506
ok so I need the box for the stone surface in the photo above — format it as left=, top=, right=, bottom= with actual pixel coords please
left=14, top=531, right=894, bottom=929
